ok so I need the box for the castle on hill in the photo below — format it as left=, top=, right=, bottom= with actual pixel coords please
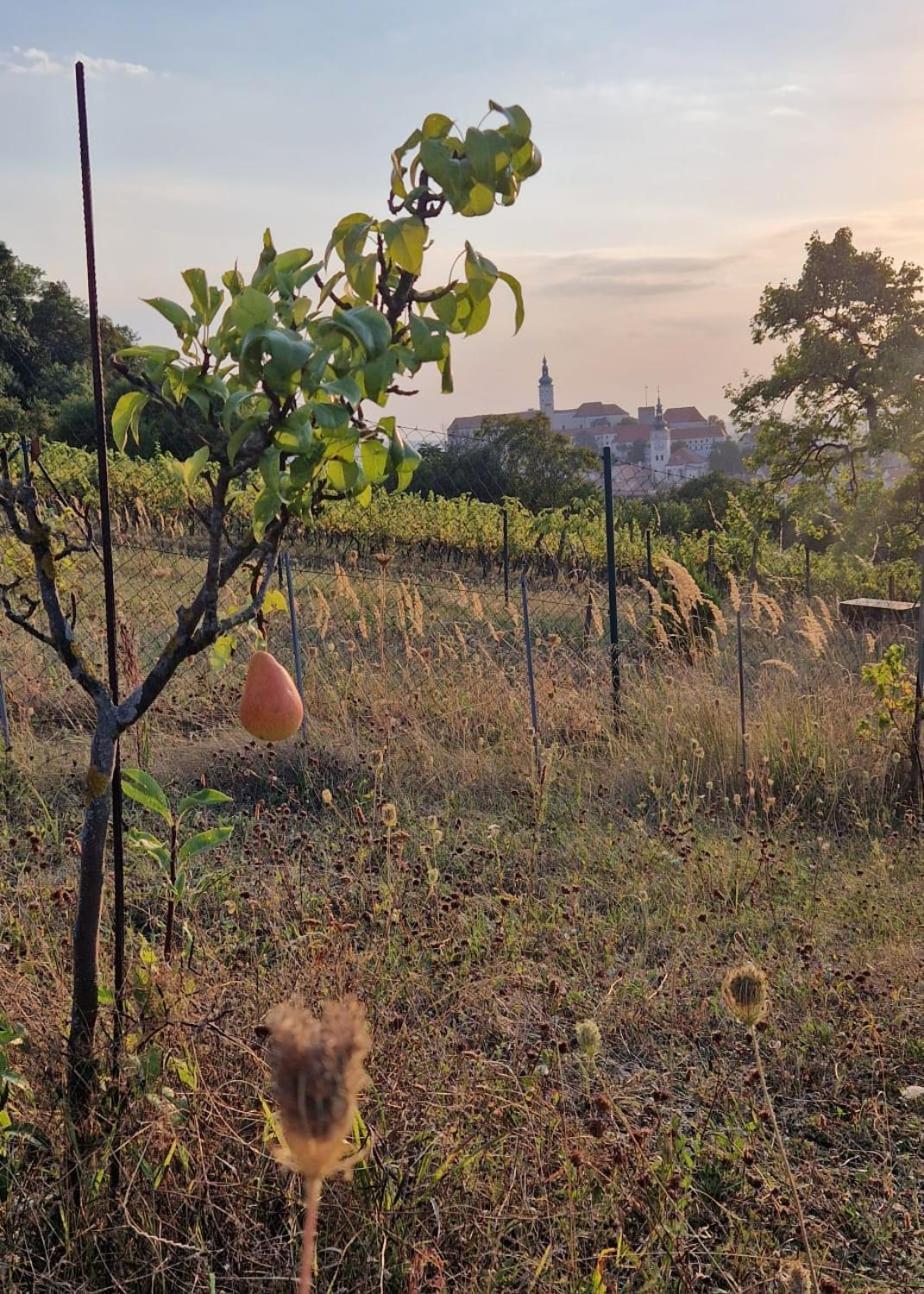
left=446, top=358, right=730, bottom=492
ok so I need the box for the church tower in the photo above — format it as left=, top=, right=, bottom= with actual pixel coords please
left=649, top=396, right=670, bottom=476
left=538, top=356, right=554, bottom=421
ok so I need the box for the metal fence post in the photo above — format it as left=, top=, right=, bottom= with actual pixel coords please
left=0, top=666, right=11, bottom=752
left=502, top=506, right=510, bottom=607
left=282, top=552, right=308, bottom=742
left=602, top=447, right=621, bottom=717
left=519, top=574, right=541, bottom=779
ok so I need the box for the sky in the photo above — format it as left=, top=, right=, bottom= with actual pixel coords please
left=3, top=0, right=924, bottom=434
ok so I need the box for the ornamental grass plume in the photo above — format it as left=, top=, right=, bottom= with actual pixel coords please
left=265, top=998, right=371, bottom=1294
left=721, top=963, right=819, bottom=1292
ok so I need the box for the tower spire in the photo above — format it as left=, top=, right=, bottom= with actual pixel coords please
left=538, top=355, right=554, bottom=420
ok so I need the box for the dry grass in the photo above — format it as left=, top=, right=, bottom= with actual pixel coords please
left=1, top=554, right=922, bottom=1291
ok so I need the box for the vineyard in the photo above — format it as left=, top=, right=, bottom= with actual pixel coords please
left=16, top=440, right=922, bottom=601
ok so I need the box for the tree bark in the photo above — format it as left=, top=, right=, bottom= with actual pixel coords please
left=67, top=713, right=117, bottom=1130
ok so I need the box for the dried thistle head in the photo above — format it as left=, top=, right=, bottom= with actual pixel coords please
left=265, top=997, right=371, bottom=1181
left=381, top=802, right=398, bottom=829
left=575, top=1018, right=602, bottom=1062
left=721, top=962, right=769, bottom=1028
left=777, top=1258, right=813, bottom=1292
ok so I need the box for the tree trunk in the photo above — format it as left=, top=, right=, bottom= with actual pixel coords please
left=67, top=714, right=117, bottom=1131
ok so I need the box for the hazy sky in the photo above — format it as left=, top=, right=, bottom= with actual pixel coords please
left=3, top=0, right=924, bottom=433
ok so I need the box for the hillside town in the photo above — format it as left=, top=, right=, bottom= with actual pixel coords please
left=447, top=358, right=734, bottom=493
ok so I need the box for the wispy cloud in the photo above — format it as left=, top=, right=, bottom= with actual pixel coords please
left=768, top=104, right=807, bottom=119
left=0, top=46, right=153, bottom=78
left=529, top=250, right=738, bottom=299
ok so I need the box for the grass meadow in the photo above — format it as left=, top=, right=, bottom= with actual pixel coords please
left=1, top=549, right=922, bottom=1291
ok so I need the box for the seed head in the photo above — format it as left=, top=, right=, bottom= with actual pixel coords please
left=265, top=998, right=371, bottom=1181
left=381, top=802, right=398, bottom=829
left=575, top=1018, right=602, bottom=1062
left=721, top=962, right=769, bottom=1028
left=777, top=1258, right=813, bottom=1292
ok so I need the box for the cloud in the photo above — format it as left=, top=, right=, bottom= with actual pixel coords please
left=0, top=45, right=152, bottom=78
left=529, top=250, right=738, bottom=299
left=555, top=77, right=726, bottom=124
left=768, top=104, right=807, bottom=119
left=772, top=82, right=808, bottom=96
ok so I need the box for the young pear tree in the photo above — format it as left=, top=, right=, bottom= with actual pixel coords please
left=0, top=102, right=541, bottom=1129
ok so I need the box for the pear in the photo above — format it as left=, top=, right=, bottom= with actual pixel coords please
left=239, top=650, right=303, bottom=742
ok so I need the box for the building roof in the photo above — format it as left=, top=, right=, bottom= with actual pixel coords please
left=663, top=405, right=706, bottom=425
left=573, top=400, right=629, bottom=418
left=668, top=445, right=706, bottom=467
left=447, top=411, right=535, bottom=433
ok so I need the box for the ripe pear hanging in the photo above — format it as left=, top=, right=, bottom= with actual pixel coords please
left=239, top=650, right=303, bottom=742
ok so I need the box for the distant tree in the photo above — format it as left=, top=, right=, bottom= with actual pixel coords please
left=625, top=439, right=647, bottom=465
left=729, top=226, right=924, bottom=793
left=412, top=413, right=597, bottom=510
left=728, top=228, right=924, bottom=517
left=708, top=438, right=745, bottom=477
left=0, top=241, right=139, bottom=450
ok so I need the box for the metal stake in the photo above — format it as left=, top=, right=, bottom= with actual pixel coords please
left=76, top=60, right=126, bottom=1056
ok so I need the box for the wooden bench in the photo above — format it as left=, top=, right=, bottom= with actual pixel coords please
left=838, top=598, right=918, bottom=629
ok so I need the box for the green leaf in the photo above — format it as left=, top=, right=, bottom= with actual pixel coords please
left=488, top=100, right=532, bottom=147
left=464, top=244, right=498, bottom=303
left=127, top=829, right=171, bottom=867
left=464, top=128, right=510, bottom=185
left=328, top=307, right=392, bottom=359
left=275, top=409, right=316, bottom=455
left=171, top=1056, right=199, bottom=1091
left=325, top=458, right=360, bottom=494
left=408, top=313, right=447, bottom=362
left=117, top=345, right=180, bottom=365
left=252, top=485, right=282, bottom=541
left=497, top=270, right=525, bottom=333
left=274, top=247, right=315, bottom=274
left=344, top=252, right=377, bottom=302
left=180, top=446, right=210, bottom=492
left=381, top=217, right=427, bottom=275
left=460, top=183, right=495, bottom=217
left=311, top=402, right=351, bottom=432
left=222, top=267, right=245, bottom=296
left=112, top=392, right=149, bottom=451
left=226, top=287, right=275, bottom=334
left=181, top=268, right=214, bottom=323
left=263, top=330, right=312, bottom=394
left=421, top=112, right=454, bottom=139
left=144, top=297, right=193, bottom=335
left=464, top=292, right=491, bottom=336
left=178, top=825, right=234, bottom=863
left=389, top=426, right=422, bottom=491
left=208, top=634, right=235, bottom=673
left=322, top=376, right=362, bottom=404
left=177, top=788, right=233, bottom=816
left=325, top=212, right=373, bottom=264
left=122, top=768, right=172, bottom=822
left=360, top=437, right=390, bottom=484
